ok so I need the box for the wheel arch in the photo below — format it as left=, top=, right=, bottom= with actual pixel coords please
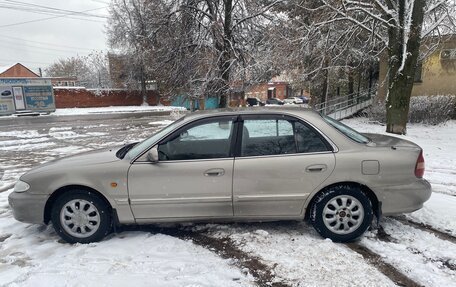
left=304, top=181, right=379, bottom=220
left=44, top=185, right=112, bottom=224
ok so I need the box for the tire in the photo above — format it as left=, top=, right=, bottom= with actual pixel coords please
left=51, top=190, right=112, bottom=244
left=310, top=185, right=373, bottom=242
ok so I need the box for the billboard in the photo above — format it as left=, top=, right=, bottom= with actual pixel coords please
left=0, top=86, right=15, bottom=115
left=0, top=78, right=55, bottom=115
left=24, top=86, right=55, bottom=111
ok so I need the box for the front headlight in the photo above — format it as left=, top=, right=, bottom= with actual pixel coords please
left=14, top=180, right=30, bottom=193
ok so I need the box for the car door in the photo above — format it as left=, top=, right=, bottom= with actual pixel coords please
left=233, top=115, right=336, bottom=218
left=128, top=116, right=237, bottom=222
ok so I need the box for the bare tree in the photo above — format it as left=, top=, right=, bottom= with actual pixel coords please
left=108, top=0, right=281, bottom=108
left=293, top=0, right=455, bottom=134
left=45, top=52, right=111, bottom=89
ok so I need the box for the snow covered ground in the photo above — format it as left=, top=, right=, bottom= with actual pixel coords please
left=0, top=105, right=186, bottom=118
left=0, top=114, right=455, bottom=286
left=52, top=105, right=186, bottom=116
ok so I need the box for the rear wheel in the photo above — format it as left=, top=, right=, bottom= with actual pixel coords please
left=310, top=185, right=373, bottom=242
left=51, top=190, right=111, bottom=244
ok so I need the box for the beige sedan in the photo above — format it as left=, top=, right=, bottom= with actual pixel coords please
left=9, top=107, right=431, bottom=243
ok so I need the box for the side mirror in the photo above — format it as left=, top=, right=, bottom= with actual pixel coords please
left=147, top=146, right=159, bottom=163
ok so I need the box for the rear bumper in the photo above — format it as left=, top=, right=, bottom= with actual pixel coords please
left=8, top=192, right=48, bottom=224
left=375, top=179, right=432, bottom=215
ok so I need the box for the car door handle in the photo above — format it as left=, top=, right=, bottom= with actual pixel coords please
left=204, top=168, right=225, bottom=177
left=306, top=164, right=327, bottom=172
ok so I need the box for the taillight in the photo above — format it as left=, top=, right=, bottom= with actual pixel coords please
left=415, top=151, right=425, bottom=178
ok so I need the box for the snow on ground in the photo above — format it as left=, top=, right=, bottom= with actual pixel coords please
left=196, top=223, right=396, bottom=287
left=52, top=106, right=186, bottom=116
left=0, top=194, right=253, bottom=287
left=361, top=218, right=456, bottom=287
left=0, top=114, right=455, bottom=287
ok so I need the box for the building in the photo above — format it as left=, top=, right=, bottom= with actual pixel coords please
left=245, top=81, right=292, bottom=101
left=0, top=63, right=40, bottom=78
left=378, top=35, right=456, bottom=100
left=412, top=36, right=456, bottom=96
left=50, top=77, right=78, bottom=87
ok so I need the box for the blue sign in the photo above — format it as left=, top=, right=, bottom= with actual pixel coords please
left=24, top=86, right=55, bottom=110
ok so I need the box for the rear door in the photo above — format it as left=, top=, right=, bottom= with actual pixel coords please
left=233, top=115, right=336, bottom=218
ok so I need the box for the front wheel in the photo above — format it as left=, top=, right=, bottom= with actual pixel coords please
left=310, top=185, right=373, bottom=242
left=51, top=190, right=112, bottom=244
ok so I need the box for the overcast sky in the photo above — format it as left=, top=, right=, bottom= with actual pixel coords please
left=0, top=0, right=109, bottom=74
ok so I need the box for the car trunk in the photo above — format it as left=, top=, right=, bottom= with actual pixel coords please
left=363, top=133, right=421, bottom=150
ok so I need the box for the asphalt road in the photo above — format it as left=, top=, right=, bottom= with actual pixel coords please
left=0, top=110, right=174, bottom=128
left=0, top=112, right=176, bottom=185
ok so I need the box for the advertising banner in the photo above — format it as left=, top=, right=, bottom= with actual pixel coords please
left=0, top=86, right=15, bottom=115
left=24, top=86, right=55, bottom=111
left=12, top=86, right=26, bottom=110
left=0, top=78, right=55, bottom=115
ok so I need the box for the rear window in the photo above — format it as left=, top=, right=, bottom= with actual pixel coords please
left=322, top=115, right=370, bottom=144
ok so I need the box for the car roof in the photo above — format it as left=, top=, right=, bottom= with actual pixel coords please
left=181, top=106, right=321, bottom=122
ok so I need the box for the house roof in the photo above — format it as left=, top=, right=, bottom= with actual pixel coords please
left=0, top=63, right=40, bottom=77
left=0, top=64, right=15, bottom=74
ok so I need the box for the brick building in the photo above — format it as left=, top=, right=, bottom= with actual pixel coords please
left=245, top=81, right=292, bottom=101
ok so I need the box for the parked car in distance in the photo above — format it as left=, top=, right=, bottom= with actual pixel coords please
left=9, top=107, right=431, bottom=244
left=284, top=97, right=304, bottom=104
left=1, top=90, right=12, bottom=96
left=246, top=97, right=265, bottom=106
left=299, top=96, right=310, bottom=104
left=266, top=98, right=284, bottom=105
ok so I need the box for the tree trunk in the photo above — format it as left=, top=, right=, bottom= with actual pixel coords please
left=348, top=66, right=354, bottom=104
left=218, top=0, right=233, bottom=108
left=385, top=0, right=425, bottom=134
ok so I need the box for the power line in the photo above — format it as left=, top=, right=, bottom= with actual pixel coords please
left=0, top=6, right=108, bottom=28
left=0, top=58, right=52, bottom=65
left=0, top=34, right=99, bottom=51
left=0, top=40, right=94, bottom=56
left=0, top=4, right=105, bottom=23
left=2, top=0, right=108, bottom=19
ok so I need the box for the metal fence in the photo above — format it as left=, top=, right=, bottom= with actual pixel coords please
left=314, top=87, right=376, bottom=120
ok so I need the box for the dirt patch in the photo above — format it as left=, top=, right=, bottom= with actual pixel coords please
left=346, top=243, right=423, bottom=287
left=392, top=216, right=456, bottom=244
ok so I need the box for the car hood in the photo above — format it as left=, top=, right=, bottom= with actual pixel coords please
left=363, top=133, right=420, bottom=149
left=23, top=146, right=122, bottom=176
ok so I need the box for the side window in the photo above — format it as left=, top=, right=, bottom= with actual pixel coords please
left=294, top=121, right=330, bottom=153
left=158, top=119, right=234, bottom=160
left=242, top=119, right=295, bottom=156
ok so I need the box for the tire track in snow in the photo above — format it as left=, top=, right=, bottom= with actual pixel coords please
left=182, top=232, right=291, bottom=287
left=360, top=219, right=456, bottom=287
left=345, top=242, right=422, bottom=287
left=119, top=225, right=290, bottom=287
left=392, top=216, right=456, bottom=244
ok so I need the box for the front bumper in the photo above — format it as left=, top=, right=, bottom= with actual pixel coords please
left=376, top=179, right=432, bottom=215
left=8, top=191, right=48, bottom=224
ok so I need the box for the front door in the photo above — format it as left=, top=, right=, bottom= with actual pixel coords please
left=233, top=115, right=336, bottom=218
left=128, top=116, right=237, bottom=222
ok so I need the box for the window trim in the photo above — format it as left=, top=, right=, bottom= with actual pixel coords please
left=235, top=114, right=334, bottom=158
left=132, top=115, right=239, bottom=163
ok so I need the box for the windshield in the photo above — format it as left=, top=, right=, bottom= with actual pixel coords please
left=322, top=115, right=370, bottom=144
left=125, top=117, right=185, bottom=159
